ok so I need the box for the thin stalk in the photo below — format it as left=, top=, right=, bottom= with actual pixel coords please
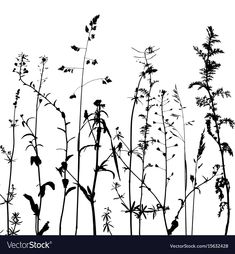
left=59, top=117, right=69, bottom=235
left=178, top=97, right=187, bottom=235
left=90, top=105, right=102, bottom=235
left=160, top=93, right=169, bottom=234
left=173, top=85, right=188, bottom=235
left=139, top=54, right=153, bottom=235
left=75, top=31, right=91, bottom=236
left=181, top=108, right=187, bottom=235
left=6, top=104, right=17, bottom=235
left=191, top=160, right=198, bottom=235
left=190, top=130, right=205, bottom=235
left=129, top=76, right=143, bottom=235
left=34, top=60, right=46, bottom=234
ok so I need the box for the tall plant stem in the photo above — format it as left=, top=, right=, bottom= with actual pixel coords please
left=34, top=60, right=46, bottom=234
left=59, top=117, right=69, bottom=235
left=189, top=27, right=231, bottom=235
left=191, top=160, right=198, bottom=235
left=207, top=89, right=230, bottom=235
left=6, top=105, right=17, bottom=235
left=182, top=114, right=187, bottom=235
left=90, top=146, right=99, bottom=236
left=75, top=32, right=91, bottom=235
left=90, top=105, right=102, bottom=235
left=129, top=76, right=142, bottom=235
left=173, top=85, right=188, bottom=235
left=160, top=93, right=169, bottom=234
left=204, top=41, right=230, bottom=234
left=180, top=104, right=187, bottom=235
left=139, top=65, right=152, bottom=234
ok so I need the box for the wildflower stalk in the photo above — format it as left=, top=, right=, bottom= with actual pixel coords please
left=14, top=55, right=47, bottom=234
left=58, top=114, right=75, bottom=235
left=160, top=90, right=169, bottom=234
left=20, top=72, right=72, bottom=235
left=5, top=90, right=20, bottom=235
left=90, top=103, right=102, bottom=235
left=34, top=57, right=47, bottom=234
left=66, top=99, right=119, bottom=235
left=191, top=130, right=205, bottom=235
left=137, top=47, right=158, bottom=235
left=189, top=26, right=234, bottom=235
left=58, top=15, right=101, bottom=235
left=75, top=32, right=89, bottom=236
left=0, top=91, right=20, bottom=235
left=14, top=54, right=74, bottom=235
left=172, top=85, right=193, bottom=235
left=128, top=76, right=142, bottom=235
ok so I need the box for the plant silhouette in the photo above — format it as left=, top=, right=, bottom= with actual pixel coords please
left=58, top=15, right=112, bottom=235
left=0, top=89, right=21, bottom=235
left=189, top=26, right=234, bottom=235
left=0, top=18, right=233, bottom=235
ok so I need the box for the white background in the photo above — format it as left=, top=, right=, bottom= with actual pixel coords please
left=0, top=0, right=235, bottom=235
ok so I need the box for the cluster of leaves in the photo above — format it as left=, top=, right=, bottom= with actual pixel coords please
left=102, top=207, right=114, bottom=235
left=85, top=14, right=100, bottom=40
left=8, top=212, right=22, bottom=236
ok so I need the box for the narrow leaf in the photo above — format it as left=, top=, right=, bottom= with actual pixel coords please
left=65, top=187, right=76, bottom=196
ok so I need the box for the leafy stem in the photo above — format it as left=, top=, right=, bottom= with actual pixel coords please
left=128, top=76, right=142, bottom=235
left=6, top=89, right=20, bottom=235
left=189, top=26, right=234, bottom=235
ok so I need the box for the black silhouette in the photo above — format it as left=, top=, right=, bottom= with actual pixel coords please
left=0, top=16, right=233, bottom=236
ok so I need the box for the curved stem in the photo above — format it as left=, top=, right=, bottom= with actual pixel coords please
left=176, top=169, right=218, bottom=220
left=59, top=188, right=67, bottom=235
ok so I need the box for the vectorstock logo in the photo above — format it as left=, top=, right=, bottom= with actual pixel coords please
left=7, top=241, right=52, bottom=249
